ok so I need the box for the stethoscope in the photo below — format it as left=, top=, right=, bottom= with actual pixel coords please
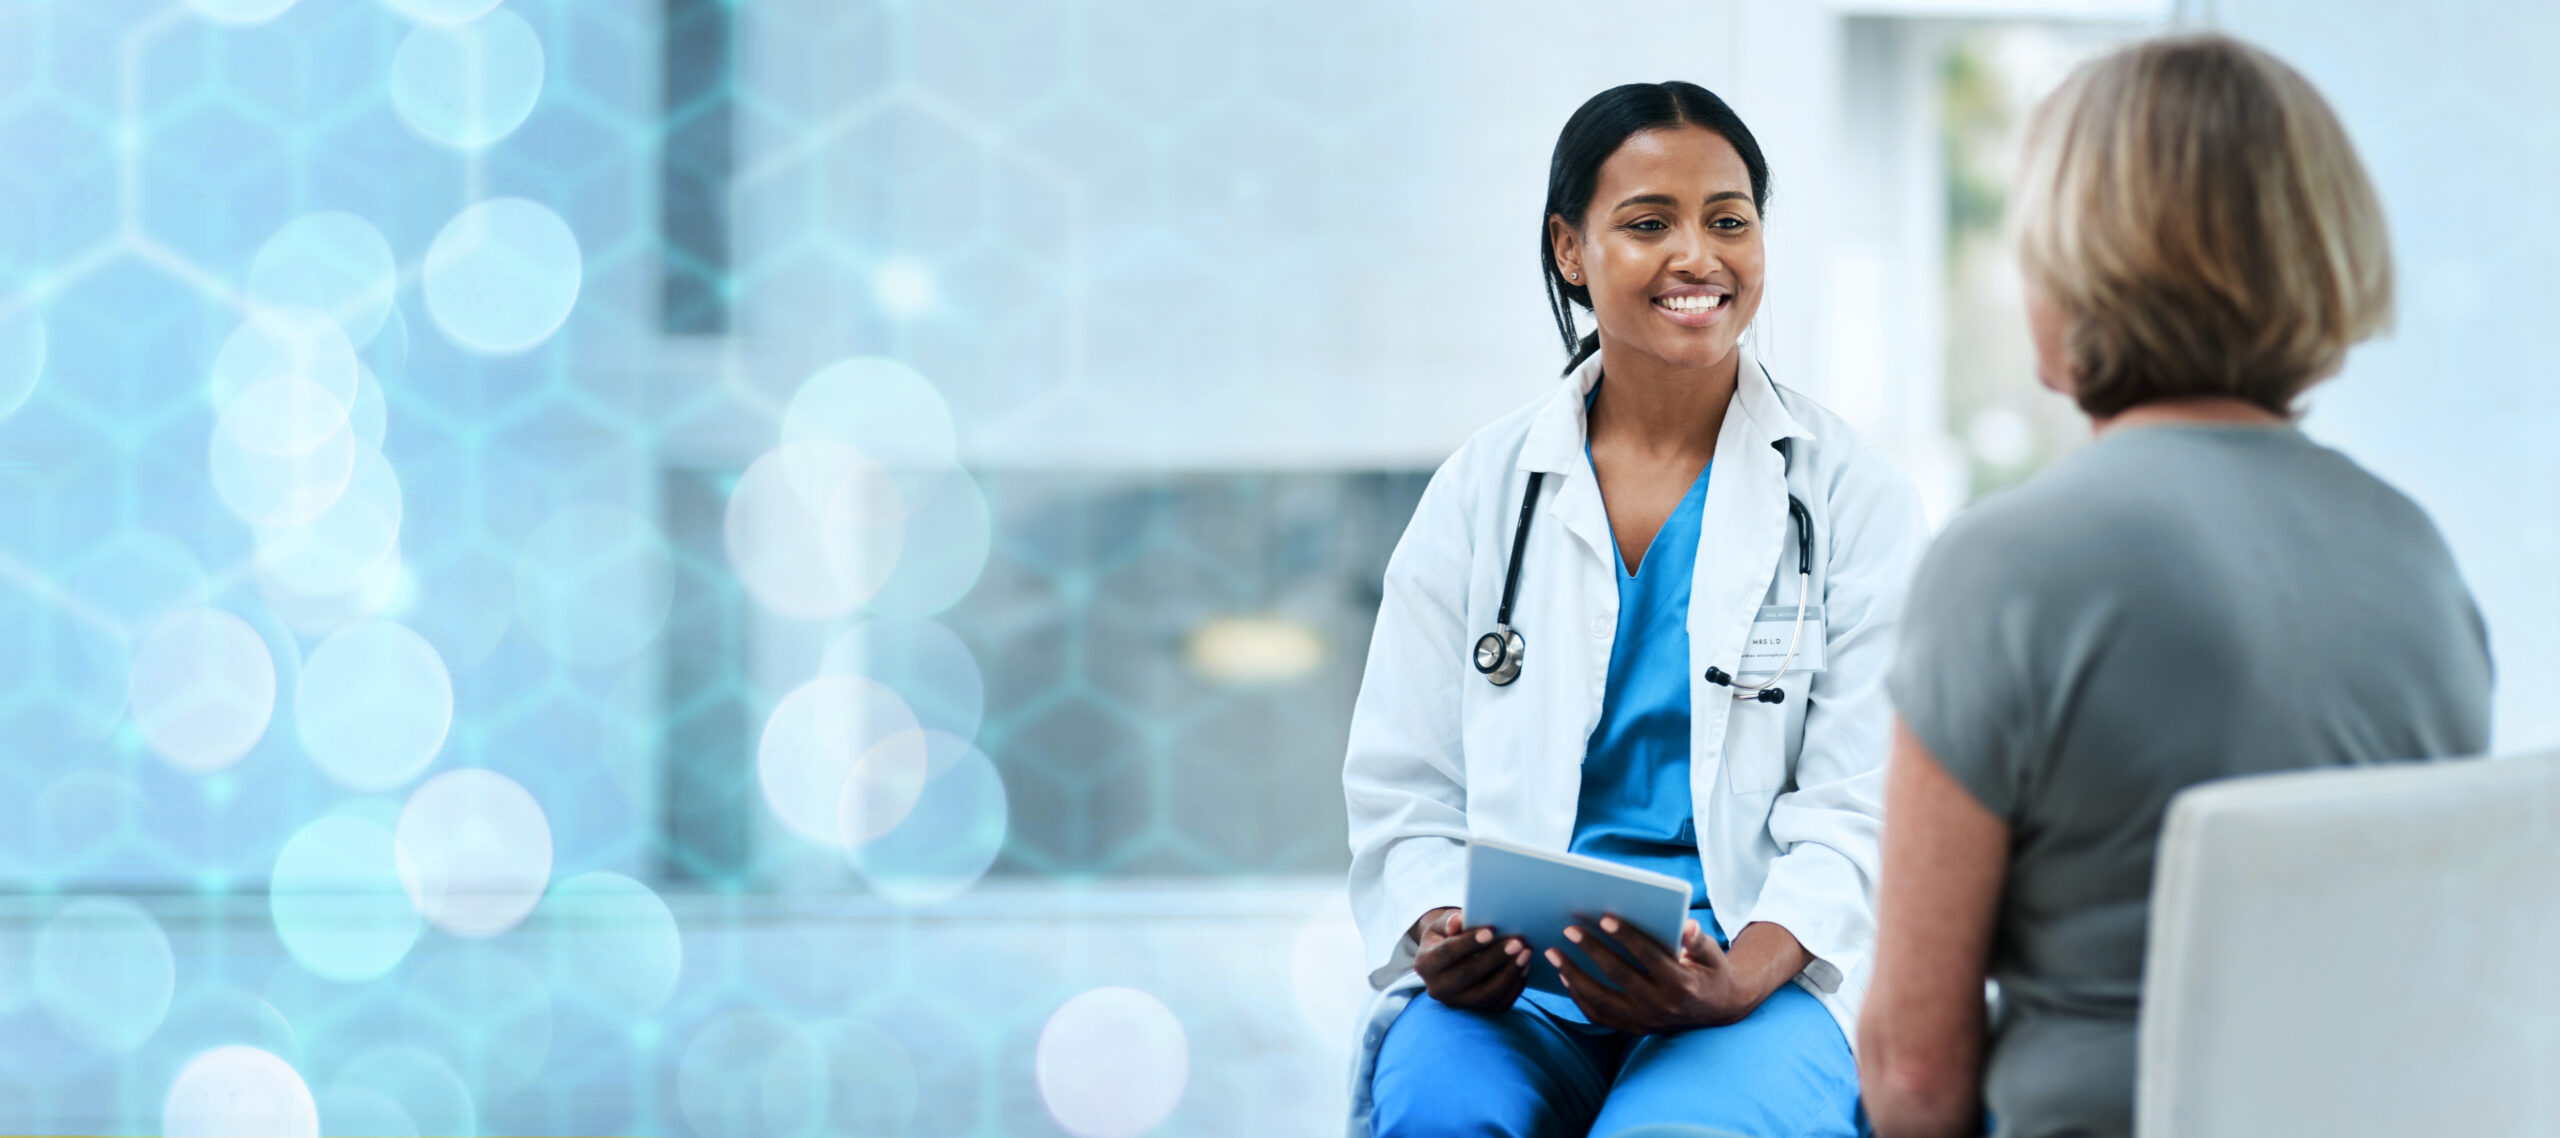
left=1472, top=474, right=1816, bottom=706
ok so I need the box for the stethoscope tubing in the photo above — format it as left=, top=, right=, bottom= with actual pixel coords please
left=1471, top=471, right=1546, bottom=687
left=1713, top=494, right=1815, bottom=700
left=1475, top=473, right=1813, bottom=700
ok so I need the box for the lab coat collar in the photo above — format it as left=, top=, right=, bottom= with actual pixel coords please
left=1514, top=343, right=1813, bottom=477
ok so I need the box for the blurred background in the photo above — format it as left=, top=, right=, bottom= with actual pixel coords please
left=0, top=0, right=2548, bottom=1134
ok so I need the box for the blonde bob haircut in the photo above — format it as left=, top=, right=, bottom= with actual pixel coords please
left=2014, top=35, right=2393, bottom=419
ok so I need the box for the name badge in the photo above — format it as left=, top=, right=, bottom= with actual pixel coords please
left=1736, top=604, right=1824, bottom=677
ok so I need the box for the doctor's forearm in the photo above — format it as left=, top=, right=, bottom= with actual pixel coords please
left=1726, top=921, right=1814, bottom=1005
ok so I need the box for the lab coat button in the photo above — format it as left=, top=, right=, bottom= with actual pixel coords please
left=1588, top=616, right=1609, bottom=638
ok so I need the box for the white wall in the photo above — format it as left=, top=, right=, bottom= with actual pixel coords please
left=2214, top=0, right=2560, bottom=752
left=728, top=1, right=1871, bottom=469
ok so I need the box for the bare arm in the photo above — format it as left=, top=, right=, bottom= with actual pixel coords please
left=1859, top=720, right=2009, bottom=1138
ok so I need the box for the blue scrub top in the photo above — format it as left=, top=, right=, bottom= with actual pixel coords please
left=1524, top=441, right=1720, bottom=1024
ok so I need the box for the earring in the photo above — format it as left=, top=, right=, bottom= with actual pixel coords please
left=1568, top=271, right=1579, bottom=281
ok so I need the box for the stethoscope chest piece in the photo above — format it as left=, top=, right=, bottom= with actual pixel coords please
left=1475, top=626, right=1525, bottom=686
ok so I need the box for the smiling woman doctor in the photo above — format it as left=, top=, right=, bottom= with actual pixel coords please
left=1342, top=82, right=1924, bottom=1138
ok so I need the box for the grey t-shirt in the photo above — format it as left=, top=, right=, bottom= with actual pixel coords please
left=1888, top=424, right=2492, bottom=1138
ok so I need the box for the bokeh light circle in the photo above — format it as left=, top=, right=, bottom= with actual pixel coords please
left=819, top=615, right=984, bottom=743
left=128, top=607, right=276, bottom=774
left=846, top=731, right=1009, bottom=905
left=297, top=619, right=450, bottom=792
left=833, top=732, right=929, bottom=848
left=269, top=815, right=421, bottom=983
left=781, top=358, right=958, bottom=470
left=873, top=468, right=992, bottom=616
left=870, top=259, right=937, bottom=321
left=421, top=198, right=582, bottom=355
left=248, top=443, right=402, bottom=602
left=724, top=441, right=905, bottom=619
left=219, top=375, right=348, bottom=457
left=513, top=504, right=675, bottom=666
left=757, top=673, right=926, bottom=845
left=677, top=1010, right=808, bottom=1138
left=257, top=548, right=406, bottom=636
left=536, top=872, right=682, bottom=1017
left=186, top=0, right=298, bottom=26
left=389, top=9, right=545, bottom=151
left=379, top=0, right=504, bottom=23
left=0, top=305, right=44, bottom=419
left=1034, top=987, right=1191, bottom=1138
left=33, top=897, right=175, bottom=1053
left=394, top=769, right=554, bottom=937
left=162, top=1045, right=317, bottom=1138
left=328, top=1048, right=472, bottom=1138
left=206, top=307, right=364, bottom=528
left=209, top=411, right=356, bottom=528
left=209, top=306, right=357, bottom=422
left=247, top=212, right=397, bottom=345
left=760, top=1018, right=920, bottom=1138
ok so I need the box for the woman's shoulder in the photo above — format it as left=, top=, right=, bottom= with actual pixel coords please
left=1916, top=424, right=2437, bottom=599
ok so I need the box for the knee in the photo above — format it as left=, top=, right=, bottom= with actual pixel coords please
left=1371, top=1036, right=1535, bottom=1138
left=1372, top=1058, right=1553, bottom=1138
left=1373, top=1090, right=1518, bottom=1138
left=1367, top=996, right=1563, bottom=1138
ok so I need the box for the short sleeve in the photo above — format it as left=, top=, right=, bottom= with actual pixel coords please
left=1886, top=512, right=2043, bottom=822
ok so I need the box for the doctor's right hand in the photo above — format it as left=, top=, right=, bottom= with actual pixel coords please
left=1412, top=907, right=1532, bottom=1011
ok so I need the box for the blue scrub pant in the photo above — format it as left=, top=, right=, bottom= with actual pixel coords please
left=1370, top=983, right=1864, bottom=1138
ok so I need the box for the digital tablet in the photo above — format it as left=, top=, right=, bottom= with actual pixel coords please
left=1462, top=836, right=1691, bottom=997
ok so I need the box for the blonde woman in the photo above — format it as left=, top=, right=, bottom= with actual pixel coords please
left=1856, top=35, right=2492, bottom=1138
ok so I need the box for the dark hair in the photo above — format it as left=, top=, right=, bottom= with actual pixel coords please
left=1542, top=82, right=1772, bottom=373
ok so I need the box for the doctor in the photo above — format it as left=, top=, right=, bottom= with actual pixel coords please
left=1343, top=81, right=1923, bottom=1138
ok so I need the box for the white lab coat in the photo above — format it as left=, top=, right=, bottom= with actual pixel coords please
left=1340, top=347, right=1925, bottom=1131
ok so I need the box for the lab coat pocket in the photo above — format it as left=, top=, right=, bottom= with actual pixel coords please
left=1722, top=700, right=1791, bottom=793
left=1460, top=679, right=1538, bottom=806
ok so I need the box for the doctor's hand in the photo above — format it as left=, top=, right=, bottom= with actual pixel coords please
left=1412, top=907, right=1532, bottom=1012
left=1548, top=917, right=1811, bottom=1033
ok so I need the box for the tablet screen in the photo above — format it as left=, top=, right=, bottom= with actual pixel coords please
left=1461, top=837, right=1690, bottom=997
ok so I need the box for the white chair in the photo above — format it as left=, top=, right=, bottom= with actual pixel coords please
left=2137, top=751, right=2560, bottom=1138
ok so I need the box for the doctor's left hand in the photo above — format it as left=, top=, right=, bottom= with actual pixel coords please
left=1547, top=916, right=1809, bottom=1033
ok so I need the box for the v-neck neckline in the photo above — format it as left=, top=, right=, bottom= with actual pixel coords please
left=1595, top=455, right=1712, bottom=580
left=1583, top=377, right=1712, bottom=580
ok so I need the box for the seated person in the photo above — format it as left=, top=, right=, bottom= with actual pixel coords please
left=1341, top=77, right=1925, bottom=1135
left=1855, top=34, right=2494, bottom=1138
left=1342, top=80, right=1926, bottom=1138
